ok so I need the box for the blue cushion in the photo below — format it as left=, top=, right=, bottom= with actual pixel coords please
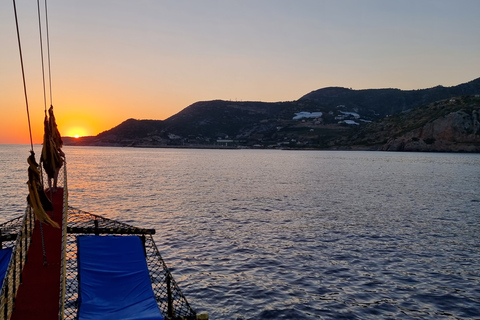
left=77, top=236, right=163, bottom=320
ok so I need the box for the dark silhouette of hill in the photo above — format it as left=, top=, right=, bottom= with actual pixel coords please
left=162, top=100, right=282, bottom=138
left=300, top=77, right=480, bottom=117
left=98, top=119, right=163, bottom=141
left=66, top=77, right=480, bottom=150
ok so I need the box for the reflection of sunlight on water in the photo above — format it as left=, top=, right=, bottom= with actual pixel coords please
left=2, top=146, right=480, bottom=319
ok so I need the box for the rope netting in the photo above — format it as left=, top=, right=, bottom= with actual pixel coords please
left=0, top=207, right=35, bottom=320
left=62, top=207, right=198, bottom=320
left=0, top=161, right=66, bottom=320
left=0, top=161, right=199, bottom=320
left=1, top=151, right=199, bottom=318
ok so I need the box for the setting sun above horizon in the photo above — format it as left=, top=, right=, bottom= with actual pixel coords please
left=63, top=126, right=91, bottom=138
left=55, top=111, right=103, bottom=140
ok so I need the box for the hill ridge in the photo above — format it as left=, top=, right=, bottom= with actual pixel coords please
left=65, top=77, right=480, bottom=151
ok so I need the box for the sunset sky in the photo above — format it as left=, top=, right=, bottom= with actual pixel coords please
left=1, top=0, right=479, bottom=144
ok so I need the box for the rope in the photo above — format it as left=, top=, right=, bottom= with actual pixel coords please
left=44, top=0, right=54, bottom=107
left=36, top=0, right=51, bottom=260
left=12, top=0, right=34, bottom=152
left=14, top=0, right=53, bottom=266
left=36, top=0, right=48, bottom=113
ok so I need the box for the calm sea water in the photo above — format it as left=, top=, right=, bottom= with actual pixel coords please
left=1, top=145, right=480, bottom=319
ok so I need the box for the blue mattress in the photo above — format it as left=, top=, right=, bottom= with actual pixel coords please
left=77, top=235, right=164, bottom=320
left=0, top=248, right=12, bottom=286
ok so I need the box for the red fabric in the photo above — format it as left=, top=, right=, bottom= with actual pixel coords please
left=11, top=188, right=64, bottom=320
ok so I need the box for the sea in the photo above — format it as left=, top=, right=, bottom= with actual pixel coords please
left=1, top=144, right=480, bottom=319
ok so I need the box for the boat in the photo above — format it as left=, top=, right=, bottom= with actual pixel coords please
left=1, top=1, right=207, bottom=319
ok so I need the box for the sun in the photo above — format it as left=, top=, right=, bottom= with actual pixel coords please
left=64, top=126, right=90, bottom=138
left=57, top=115, right=97, bottom=139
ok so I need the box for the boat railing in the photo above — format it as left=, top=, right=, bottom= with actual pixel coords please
left=0, top=158, right=67, bottom=320
left=0, top=206, right=36, bottom=320
left=59, top=161, right=69, bottom=320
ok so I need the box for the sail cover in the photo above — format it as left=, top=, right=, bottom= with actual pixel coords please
left=77, top=235, right=164, bottom=320
left=0, top=248, right=12, bottom=287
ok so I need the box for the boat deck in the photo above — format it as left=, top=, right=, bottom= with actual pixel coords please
left=11, top=189, right=63, bottom=320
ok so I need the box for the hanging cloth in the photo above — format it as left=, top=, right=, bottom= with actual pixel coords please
left=27, top=152, right=59, bottom=228
left=41, top=110, right=63, bottom=178
left=48, top=105, right=63, bottom=148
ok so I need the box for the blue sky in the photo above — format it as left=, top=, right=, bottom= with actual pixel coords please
left=1, top=0, right=479, bottom=143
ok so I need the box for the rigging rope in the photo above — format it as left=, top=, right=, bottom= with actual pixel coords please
left=14, top=0, right=59, bottom=266
left=37, top=0, right=48, bottom=113
left=12, top=0, right=34, bottom=151
left=44, top=0, right=54, bottom=107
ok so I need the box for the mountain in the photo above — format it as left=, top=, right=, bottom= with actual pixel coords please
left=66, top=77, right=480, bottom=151
left=299, top=77, right=480, bottom=118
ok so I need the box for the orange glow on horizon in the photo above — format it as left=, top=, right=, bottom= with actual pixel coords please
left=63, top=126, right=91, bottom=138
left=0, top=86, right=175, bottom=144
left=56, top=109, right=103, bottom=139
left=0, top=103, right=146, bottom=144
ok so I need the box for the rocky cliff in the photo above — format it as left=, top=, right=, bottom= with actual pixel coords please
left=348, top=96, right=480, bottom=152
